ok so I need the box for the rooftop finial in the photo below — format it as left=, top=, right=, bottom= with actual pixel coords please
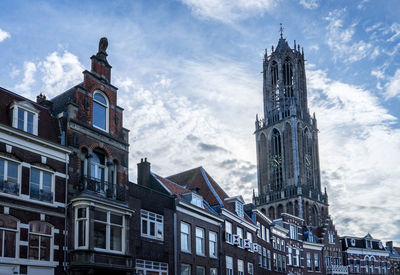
left=98, top=37, right=108, bottom=55
left=279, top=23, right=284, bottom=38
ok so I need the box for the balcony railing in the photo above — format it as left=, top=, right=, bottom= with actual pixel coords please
left=254, top=184, right=328, bottom=205
left=0, top=180, right=19, bottom=195
left=326, top=265, right=349, bottom=275
left=30, top=188, right=53, bottom=202
left=79, top=177, right=126, bottom=202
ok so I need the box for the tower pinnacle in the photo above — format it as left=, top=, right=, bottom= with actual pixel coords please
left=279, top=23, right=284, bottom=38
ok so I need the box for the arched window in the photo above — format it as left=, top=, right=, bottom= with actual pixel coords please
left=268, top=206, right=275, bottom=220
left=0, top=215, right=18, bottom=258
left=258, top=133, right=268, bottom=192
left=93, top=91, right=109, bottom=131
left=277, top=204, right=284, bottom=218
left=28, top=221, right=52, bottom=261
left=270, top=61, right=279, bottom=107
left=311, top=205, right=319, bottom=226
left=90, top=150, right=106, bottom=183
left=283, top=57, right=294, bottom=98
left=270, top=129, right=283, bottom=190
left=303, top=128, right=313, bottom=186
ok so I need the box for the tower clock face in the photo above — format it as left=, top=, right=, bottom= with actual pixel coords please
left=270, top=154, right=282, bottom=167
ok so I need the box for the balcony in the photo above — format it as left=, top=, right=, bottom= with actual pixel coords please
left=0, top=180, right=19, bottom=195
left=326, top=265, right=349, bottom=275
left=69, top=250, right=133, bottom=273
left=78, top=177, right=126, bottom=202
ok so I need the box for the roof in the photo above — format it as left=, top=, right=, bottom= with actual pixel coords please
left=152, top=173, right=189, bottom=198
left=167, top=166, right=255, bottom=225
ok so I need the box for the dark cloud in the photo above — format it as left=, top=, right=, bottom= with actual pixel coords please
left=186, top=134, right=199, bottom=142
left=198, top=142, right=228, bottom=152
left=219, top=159, right=239, bottom=168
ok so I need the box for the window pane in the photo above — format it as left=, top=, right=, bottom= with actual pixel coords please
left=210, top=268, right=217, bottom=275
left=28, top=234, right=39, bottom=260
left=93, top=102, right=106, bottom=130
left=27, top=112, right=34, bottom=133
left=77, top=208, right=86, bottom=218
left=94, top=210, right=107, bottom=222
left=196, top=267, right=205, bottom=275
left=0, top=160, right=4, bottom=179
left=40, top=236, right=51, bottom=261
left=181, top=223, right=189, bottom=234
left=181, top=264, right=190, bottom=275
left=94, top=93, right=107, bottom=105
left=156, top=223, right=163, bottom=239
left=111, top=225, right=122, bottom=251
left=42, top=172, right=52, bottom=191
left=0, top=230, right=3, bottom=256
left=78, top=220, right=86, bottom=247
left=111, top=214, right=123, bottom=225
left=18, top=109, right=24, bottom=130
left=4, top=230, right=16, bottom=257
left=150, top=221, right=155, bottom=236
left=94, top=222, right=107, bottom=249
left=30, top=169, right=40, bottom=199
left=142, top=219, right=148, bottom=235
left=7, top=162, right=18, bottom=185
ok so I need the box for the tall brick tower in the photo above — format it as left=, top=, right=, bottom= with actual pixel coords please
left=253, top=34, right=328, bottom=226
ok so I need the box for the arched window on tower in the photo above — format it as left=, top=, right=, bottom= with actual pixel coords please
left=270, top=129, right=283, bottom=190
left=311, top=205, right=319, bottom=226
left=303, top=128, right=313, bottom=186
left=270, top=61, right=279, bottom=108
left=283, top=57, right=294, bottom=99
left=258, top=133, right=268, bottom=193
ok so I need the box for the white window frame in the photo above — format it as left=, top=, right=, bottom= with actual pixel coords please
left=329, top=232, right=335, bottom=244
left=196, top=266, right=205, bottom=275
left=261, top=225, right=265, bottom=240
left=257, top=222, right=261, bottom=238
left=0, top=215, right=20, bottom=259
left=28, top=221, right=54, bottom=261
left=92, top=90, right=109, bottom=132
left=235, top=201, right=244, bottom=218
left=0, top=157, right=21, bottom=196
left=266, top=227, right=270, bottom=242
left=209, top=231, right=218, bottom=258
left=74, top=207, right=89, bottom=249
left=237, top=259, right=244, bottom=275
left=226, top=256, right=233, bottom=275
left=314, top=253, right=320, bottom=271
left=290, top=224, right=298, bottom=240
left=225, top=221, right=232, bottom=244
left=29, top=166, right=54, bottom=203
left=93, top=209, right=125, bottom=253
left=247, top=262, right=254, bottom=275
left=141, top=209, right=164, bottom=241
left=10, top=101, right=39, bottom=135
left=181, top=222, right=191, bottom=253
left=195, top=227, right=205, bottom=256
left=136, top=259, right=168, bottom=275
left=236, top=226, right=244, bottom=248
left=288, top=247, right=293, bottom=266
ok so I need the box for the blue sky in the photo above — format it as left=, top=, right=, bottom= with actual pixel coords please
left=1, top=0, right=400, bottom=244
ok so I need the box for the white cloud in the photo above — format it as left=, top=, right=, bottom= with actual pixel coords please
left=180, top=0, right=276, bottom=24
left=14, top=62, right=37, bottom=93
left=307, top=65, right=400, bottom=243
left=0, top=28, right=10, bottom=42
left=388, top=23, right=400, bottom=42
left=385, top=69, right=400, bottom=99
left=39, top=51, right=84, bottom=97
left=299, top=0, right=319, bottom=9
left=324, top=9, right=373, bottom=62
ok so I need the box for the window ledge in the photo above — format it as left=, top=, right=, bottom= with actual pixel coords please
left=181, top=250, right=192, bottom=255
left=140, top=235, right=164, bottom=242
left=0, top=192, right=61, bottom=208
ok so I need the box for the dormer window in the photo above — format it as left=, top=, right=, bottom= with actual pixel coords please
left=93, top=91, right=109, bottom=132
left=191, top=193, right=203, bottom=208
left=10, top=101, right=39, bottom=135
left=235, top=201, right=244, bottom=218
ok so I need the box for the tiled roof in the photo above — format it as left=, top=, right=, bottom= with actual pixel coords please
left=152, top=173, right=189, bottom=198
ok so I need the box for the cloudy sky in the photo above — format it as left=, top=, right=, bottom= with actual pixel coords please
left=0, top=0, right=399, bottom=244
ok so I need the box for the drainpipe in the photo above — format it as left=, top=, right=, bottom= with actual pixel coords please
left=63, top=153, right=70, bottom=275
left=219, top=223, right=223, bottom=275
left=174, top=198, right=178, bottom=275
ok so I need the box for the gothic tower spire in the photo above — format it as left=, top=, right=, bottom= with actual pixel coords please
left=254, top=34, right=328, bottom=226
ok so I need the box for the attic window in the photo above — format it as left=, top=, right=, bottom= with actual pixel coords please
left=191, top=193, right=203, bottom=208
left=10, top=101, right=39, bottom=135
left=235, top=201, right=244, bottom=218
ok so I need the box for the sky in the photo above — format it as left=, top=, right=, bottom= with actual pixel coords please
left=0, top=0, right=399, bottom=245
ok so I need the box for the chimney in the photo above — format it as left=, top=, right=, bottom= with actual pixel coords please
left=36, top=93, right=53, bottom=109
left=386, top=241, right=393, bottom=248
left=137, top=158, right=150, bottom=186
left=91, top=37, right=112, bottom=83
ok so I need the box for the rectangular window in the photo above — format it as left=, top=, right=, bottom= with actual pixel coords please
left=181, top=222, right=191, bottom=252
left=314, top=253, right=320, bottom=271
left=30, top=168, right=53, bottom=202
left=236, top=227, right=243, bottom=248
left=181, top=264, right=191, bottom=275
left=0, top=216, right=18, bottom=258
left=196, top=266, right=205, bottom=275
left=266, top=228, right=270, bottom=242
left=237, top=259, right=244, bottom=275
left=136, top=259, right=168, bottom=275
left=210, top=268, right=217, bottom=275
left=141, top=210, right=164, bottom=240
left=290, top=224, right=297, bottom=240
left=226, top=256, right=233, bottom=275
left=263, top=247, right=267, bottom=268
left=267, top=250, right=272, bottom=270
left=248, top=262, right=254, bottom=275
left=0, top=159, right=19, bottom=195
left=307, top=252, right=312, bottom=270
left=225, top=221, right=232, bottom=244
left=235, top=201, right=244, bottom=217
left=28, top=221, right=52, bottom=261
left=283, top=253, right=286, bottom=272
left=295, top=249, right=300, bottom=266
left=16, top=108, right=35, bottom=134
left=209, top=231, right=217, bottom=258
left=261, top=225, right=265, bottom=240
left=195, top=227, right=205, bottom=256
left=329, top=232, right=335, bottom=244
left=75, top=207, right=89, bottom=248
left=257, top=222, right=261, bottom=238
left=93, top=209, right=124, bottom=252
left=273, top=253, right=277, bottom=271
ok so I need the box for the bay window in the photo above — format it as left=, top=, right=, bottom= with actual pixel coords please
left=141, top=210, right=163, bottom=240
left=75, top=207, right=89, bottom=248
left=30, top=167, right=53, bottom=202
left=28, top=221, right=52, bottom=261
left=0, top=158, right=19, bottom=195
left=93, top=209, right=124, bottom=252
left=0, top=215, right=18, bottom=258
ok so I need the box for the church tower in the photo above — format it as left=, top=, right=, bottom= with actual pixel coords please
left=253, top=32, right=328, bottom=226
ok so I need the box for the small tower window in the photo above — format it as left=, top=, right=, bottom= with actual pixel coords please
left=270, top=129, right=283, bottom=190
left=283, top=57, right=294, bottom=98
left=93, top=91, right=109, bottom=131
left=270, top=61, right=279, bottom=107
